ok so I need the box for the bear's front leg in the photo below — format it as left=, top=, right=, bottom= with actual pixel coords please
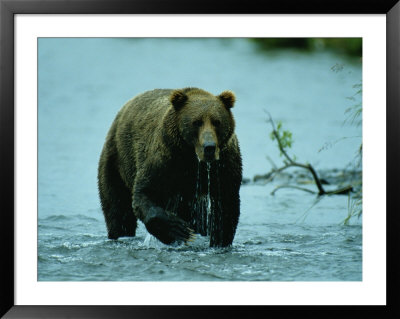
left=209, top=194, right=240, bottom=247
left=209, top=152, right=242, bottom=247
left=132, top=173, right=194, bottom=245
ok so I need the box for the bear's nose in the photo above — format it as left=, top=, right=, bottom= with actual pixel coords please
left=203, top=142, right=216, bottom=161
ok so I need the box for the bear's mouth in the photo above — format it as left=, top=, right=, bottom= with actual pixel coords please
left=195, top=143, right=220, bottom=162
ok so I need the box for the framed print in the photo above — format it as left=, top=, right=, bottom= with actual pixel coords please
left=1, top=0, right=399, bottom=317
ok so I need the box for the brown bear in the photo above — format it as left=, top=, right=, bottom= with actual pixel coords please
left=98, top=88, right=242, bottom=247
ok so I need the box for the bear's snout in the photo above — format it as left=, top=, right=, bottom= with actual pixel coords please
left=196, top=128, right=219, bottom=162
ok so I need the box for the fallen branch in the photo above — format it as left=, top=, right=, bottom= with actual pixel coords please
left=265, top=111, right=353, bottom=196
left=271, top=185, right=317, bottom=196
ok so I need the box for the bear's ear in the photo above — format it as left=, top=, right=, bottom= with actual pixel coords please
left=218, top=91, right=236, bottom=109
left=170, top=90, right=188, bottom=111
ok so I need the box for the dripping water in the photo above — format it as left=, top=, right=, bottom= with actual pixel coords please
left=192, top=159, right=222, bottom=239
left=206, top=162, right=211, bottom=227
left=192, top=160, right=211, bottom=236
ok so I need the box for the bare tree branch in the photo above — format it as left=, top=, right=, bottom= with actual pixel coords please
left=265, top=111, right=353, bottom=196
left=271, top=185, right=317, bottom=196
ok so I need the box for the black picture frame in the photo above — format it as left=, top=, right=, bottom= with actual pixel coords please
left=1, top=0, right=399, bottom=318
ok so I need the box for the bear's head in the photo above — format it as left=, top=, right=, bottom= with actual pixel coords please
left=169, top=88, right=236, bottom=162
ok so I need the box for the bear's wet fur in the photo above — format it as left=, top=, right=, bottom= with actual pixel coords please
left=98, top=88, right=242, bottom=247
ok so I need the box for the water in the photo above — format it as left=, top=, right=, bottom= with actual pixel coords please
left=38, top=38, right=362, bottom=281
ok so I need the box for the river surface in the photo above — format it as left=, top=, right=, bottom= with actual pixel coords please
left=38, top=38, right=362, bottom=281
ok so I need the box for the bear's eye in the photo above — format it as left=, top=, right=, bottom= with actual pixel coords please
left=193, top=120, right=203, bottom=127
left=212, top=119, right=221, bottom=127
